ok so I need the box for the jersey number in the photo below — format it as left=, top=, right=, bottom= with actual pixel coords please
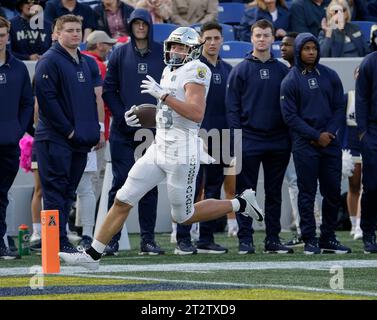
left=157, top=103, right=173, bottom=129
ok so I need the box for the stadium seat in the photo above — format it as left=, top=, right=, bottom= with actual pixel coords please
left=271, top=41, right=282, bottom=58
left=219, top=41, right=253, bottom=59
left=217, top=2, right=246, bottom=25
left=153, top=23, right=179, bottom=43
left=190, top=23, right=235, bottom=41
left=352, top=21, right=376, bottom=43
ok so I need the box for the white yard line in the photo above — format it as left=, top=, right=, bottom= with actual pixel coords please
left=1, top=259, right=377, bottom=276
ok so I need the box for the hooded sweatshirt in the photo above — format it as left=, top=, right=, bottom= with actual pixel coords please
left=226, top=52, right=290, bottom=154
left=34, top=42, right=100, bottom=152
left=280, top=33, right=345, bottom=151
left=0, top=50, right=34, bottom=146
left=102, top=8, right=165, bottom=140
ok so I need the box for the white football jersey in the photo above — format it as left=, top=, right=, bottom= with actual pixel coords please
left=155, top=59, right=211, bottom=154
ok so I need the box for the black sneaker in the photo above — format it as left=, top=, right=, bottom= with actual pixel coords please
left=59, top=240, right=78, bottom=253
left=319, top=238, right=352, bottom=254
left=363, top=235, right=377, bottom=254
left=238, top=242, right=255, bottom=254
left=0, top=246, right=20, bottom=260
left=264, top=240, right=294, bottom=254
left=77, top=235, right=93, bottom=251
left=7, top=236, right=17, bottom=252
left=139, top=241, right=165, bottom=256
left=174, top=240, right=197, bottom=255
left=103, top=239, right=119, bottom=256
left=197, top=242, right=228, bottom=254
left=283, top=234, right=304, bottom=248
left=303, top=238, right=321, bottom=255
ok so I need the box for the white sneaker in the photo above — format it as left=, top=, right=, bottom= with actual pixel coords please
left=238, top=189, right=264, bottom=222
left=30, top=232, right=41, bottom=244
left=58, top=251, right=99, bottom=271
left=228, top=225, right=238, bottom=237
left=350, top=227, right=355, bottom=236
left=354, top=227, right=363, bottom=240
left=170, top=231, right=177, bottom=243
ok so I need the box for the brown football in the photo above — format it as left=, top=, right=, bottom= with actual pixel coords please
left=132, top=104, right=157, bottom=128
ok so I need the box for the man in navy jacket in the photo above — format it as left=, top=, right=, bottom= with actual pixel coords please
left=34, top=14, right=100, bottom=253
left=355, top=49, right=377, bottom=253
left=226, top=19, right=292, bottom=254
left=0, top=16, right=34, bottom=259
left=102, top=9, right=165, bottom=256
left=280, top=32, right=351, bottom=254
left=9, top=0, right=52, bottom=60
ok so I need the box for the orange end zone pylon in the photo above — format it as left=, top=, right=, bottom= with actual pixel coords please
left=41, top=210, right=60, bottom=274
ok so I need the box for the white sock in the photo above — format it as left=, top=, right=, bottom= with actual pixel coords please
left=356, top=217, right=361, bottom=228
left=231, top=199, right=240, bottom=212
left=350, top=216, right=357, bottom=228
left=33, top=223, right=41, bottom=234
left=82, top=226, right=93, bottom=238
left=227, top=218, right=237, bottom=229
left=91, top=239, right=106, bottom=254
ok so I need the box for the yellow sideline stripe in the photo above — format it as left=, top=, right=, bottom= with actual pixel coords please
left=0, top=289, right=373, bottom=300
left=0, top=276, right=145, bottom=288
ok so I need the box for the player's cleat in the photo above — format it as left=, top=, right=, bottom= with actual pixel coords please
left=354, top=227, right=363, bottom=240
left=238, top=189, right=264, bottom=222
left=238, top=241, right=256, bottom=254
left=364, top=235, right=377, bottom=254
left=76, top=235, right=93, bottom=251
left=303, top=238, right=321, bottom=255
left=197, top=242, right=228, bottom=254
left=319, top=238, right=351, bottom=254
left=283, top=234, right=304, bottom=247
left=264, top=240, right=294, bottom=254
left=103, top=239, right=119, bottom=256
left=174, top=240, right=197, bottom=255
left=139, top=241, right=165, bottom=255
left=58, top=251, right=99, bottom=270
left=0, top=245, right=19, bottom=260
left=59, top=239, right=79, bottom=253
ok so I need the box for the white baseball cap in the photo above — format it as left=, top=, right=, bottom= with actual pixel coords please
left=86, top=31, right=117, bottom=45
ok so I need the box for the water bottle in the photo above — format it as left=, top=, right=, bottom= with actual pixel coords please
left=18, top=224, right=30, bottom=256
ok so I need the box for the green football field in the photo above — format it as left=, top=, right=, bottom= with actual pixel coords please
left=1, top=231, right=377, bottom=300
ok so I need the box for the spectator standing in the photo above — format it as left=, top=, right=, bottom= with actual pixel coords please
left=135, top=0, right=172, bottom=24
left=0, top=16, right=34, bottom=259
left=170, top=0, right=218, bottom=27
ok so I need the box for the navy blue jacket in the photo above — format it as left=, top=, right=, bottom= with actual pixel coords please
left=226, top=52, right=290, bottom=154
left=102, top=8, right=165, bottom=140
left=290, top=0, right=330, bottom=37
left=9, top=15, right=52, bottom=60
left=356, top=51, right=377, bottom=136
left=280, top=33, right=345, bottom=151
left=200, top=55, right=232, bottom=131
left=44, top=0, right=96, bottom=30
left=34, top=42, right=100, bottom=152
left=318, top=22, right=369, bottom=58
left=0, top=51, right=34, bottom=146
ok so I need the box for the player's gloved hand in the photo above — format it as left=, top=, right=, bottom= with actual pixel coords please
left=140, top=75, right=169, bottom=100
left=124, top=106, right=141, bottom=127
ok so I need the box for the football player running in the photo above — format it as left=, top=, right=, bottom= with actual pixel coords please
left=59, top=27, right=264, bottom=270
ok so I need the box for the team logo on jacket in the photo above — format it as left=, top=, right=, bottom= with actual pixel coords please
left=77, top=72, right=85, bottom=82
left=197, top=67, right=207, bottom=79
left=308, top=78, right=319, bottom=89
left=213, top=73, right=221, bottom=84
left=138, top=63, right=148, bottom=74
left=0, top=73, right=6, bottom=84
left=260, top=69, right=269, bottom=79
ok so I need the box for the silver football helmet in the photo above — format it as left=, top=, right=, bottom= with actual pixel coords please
left=163, top=27, right=202, bottom=67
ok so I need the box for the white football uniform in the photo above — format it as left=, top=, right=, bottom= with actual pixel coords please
left=116, top=59, right=211, bottom=223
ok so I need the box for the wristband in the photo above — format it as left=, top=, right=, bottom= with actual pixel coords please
left=99, top=122, right=105, bottom=132
left=161, top=93, right=169, bottom=102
